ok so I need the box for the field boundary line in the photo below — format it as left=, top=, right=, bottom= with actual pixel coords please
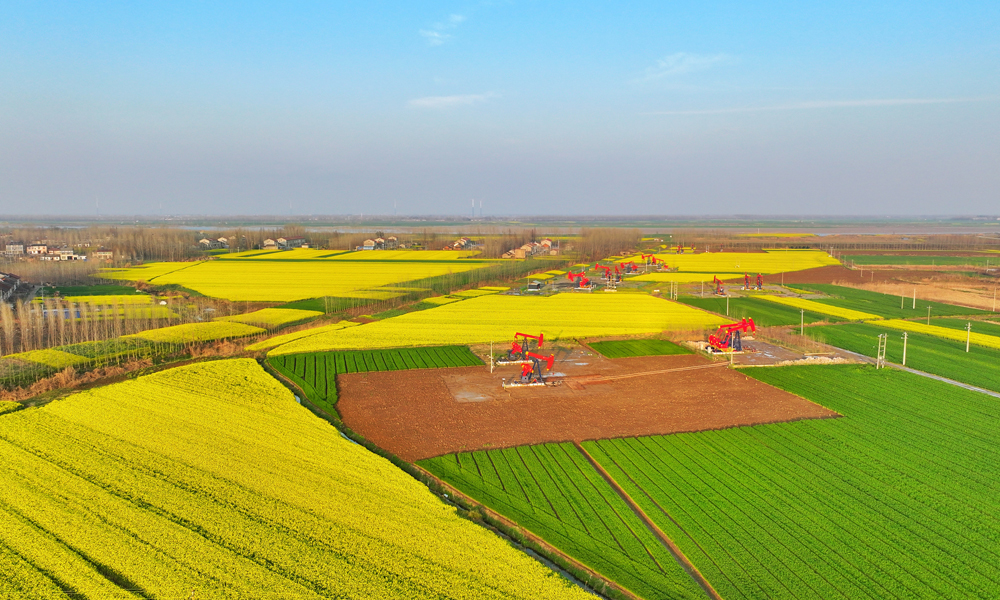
left=410, top=464, right=642, bottom=600
left=832, top=347, right=1000, bottom=400
left=556, top=362, right=728, bottom=386
left=574, top=442, right=724, bottom=600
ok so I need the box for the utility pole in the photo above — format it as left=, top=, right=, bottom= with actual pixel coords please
left=902, top=332, right=908, bottom=366
left=927, top=306, right=931, bottom=325
left=966, top=323, right=971, bottom=353
left=912, top=288, right=916, bottom=309
left=801, top=309, right=805, bottom=336
left=876, top=333, right=887, bottom=369
left=901, top=295, right=904, bottom=309
left=726, top=295, right=730, bottom=317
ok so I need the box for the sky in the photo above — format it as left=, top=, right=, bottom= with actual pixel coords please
left=1, top=1, right=998, bottom=216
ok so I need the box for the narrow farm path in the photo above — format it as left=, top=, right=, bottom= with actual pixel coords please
left=890, top=364, right=1000, bottom=400
left=573, top=442, right=724, bottom=600
left=835, top=347, right=1000, bottom=400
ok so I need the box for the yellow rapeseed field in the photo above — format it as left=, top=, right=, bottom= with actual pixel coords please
left=449, top=288, right=502, bottom=297
left=270, top=293, right=727, bottom=354
left=631, top=272, right=744, bottom=283
left=220, top=248, right=334, bottom=260
left=245, top=320, right=360, bottom=351
left=104, top=261, right=198, bottom=280
left=760, top=296, right=882, bottom=321
left=219, top=249, right=483, bottom=261
left=878, top=320, right=1000, bottom=349
left=105, top=251, right=493, bottom=302
left=324, top=249, right=481, bottom=260
left=7, top=349, right=88, bottom=369
left=125, top=321, right=265, bottom=343
left=37, top=293, right=152, bottom=305
left=217, top=307, right=322, bottom=327
left=0, top=359, right=591, bottom=599
left=420, top=296, right=464, bottom=305
left=648, top=249, right=839, bottom=274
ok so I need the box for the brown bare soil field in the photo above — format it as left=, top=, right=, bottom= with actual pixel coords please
left=848, top=280, right=1000, bottom=312
left=777, top=266, right=998, bottom=311
left=338, top=348, right=837, bottom=461
left=779, top=265, right=932, bottom=284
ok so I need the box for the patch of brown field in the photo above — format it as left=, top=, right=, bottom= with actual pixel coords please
left=843, top=280, right=1000, bottom=312
left=778, top=265, right=933, bottom=284
left=337, top=348, right=838, bottom=461
left=0, top=360, right=152, bottom=403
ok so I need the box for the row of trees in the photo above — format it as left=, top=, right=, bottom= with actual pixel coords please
left=1, top=299, right=173, bottom=355
left=0, top=292, right=267, bottom=356
left=575, top=228, right=642, bottom=261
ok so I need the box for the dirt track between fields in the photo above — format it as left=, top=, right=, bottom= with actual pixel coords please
left=337, top=347, right=838, bottom=461
left=778, top=265, right=933, bottom=284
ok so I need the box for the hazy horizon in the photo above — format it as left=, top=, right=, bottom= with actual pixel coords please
left=2, top=2, right=998, bottom=216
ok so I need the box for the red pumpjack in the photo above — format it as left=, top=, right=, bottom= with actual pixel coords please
left=496, top=332, right=544, bottom=365
left=712, top=275, right=726, bottom=296
left=568, top=271, right=591, bottom=289
left=504, top=351, right=556, bottom=387
left=642, top=254, right=668, bottom=272
left=708, top=318, right=756, bottom=352
left=742, top=272, right=764, bottom=291
left=619, top=261, right=639, bottom=274
left=595, top=264, right=613, bottom=280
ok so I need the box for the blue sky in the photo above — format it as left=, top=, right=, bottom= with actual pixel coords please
left=2, top=1, right=998, bottom=216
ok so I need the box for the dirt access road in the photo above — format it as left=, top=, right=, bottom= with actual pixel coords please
left=338, top=346, right=837, bottom=461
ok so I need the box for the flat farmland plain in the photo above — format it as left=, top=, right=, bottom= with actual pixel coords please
left=341, top=350, right=835, bottom=460
left=0, top=359, right=592, bottom=599
left=105, top=250, right=495, bottom=302
left=427, top=364, right=1000, bottom=599
left=267, top=293, right=728, bottom=354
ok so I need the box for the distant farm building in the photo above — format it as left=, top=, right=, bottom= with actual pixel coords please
left=277, top=237, right=306, bottom=250
left=0, top=272, right=21, bottom=301
left=4, top=243, right=24, bottom=256
left=199, top=238, right=225, bottom=250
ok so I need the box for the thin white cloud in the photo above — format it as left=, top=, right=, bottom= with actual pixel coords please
left=420, top=13, right=466, bottom=46
left=420, top=30, right=449, bottom=46
left=645, top=97, right=997, bottom=115
left=408, top=93, right=495, bottom=109
left=635, top=52, right=732, bottom=82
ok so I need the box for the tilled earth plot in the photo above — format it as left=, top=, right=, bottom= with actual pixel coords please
left=338, top=346, right=838, bottom=461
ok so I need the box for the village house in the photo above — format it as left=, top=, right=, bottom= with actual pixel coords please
left=0, top=272, right=21, bottom=301
left=4, top=243, right=24, bottom=256
left=92, top=249, right=114, bottom=261
left=26, top=244, right=47, bottom=255
left=277, top=237, right=306, bottom=249
left=263, top=238, right=278, bottom=249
